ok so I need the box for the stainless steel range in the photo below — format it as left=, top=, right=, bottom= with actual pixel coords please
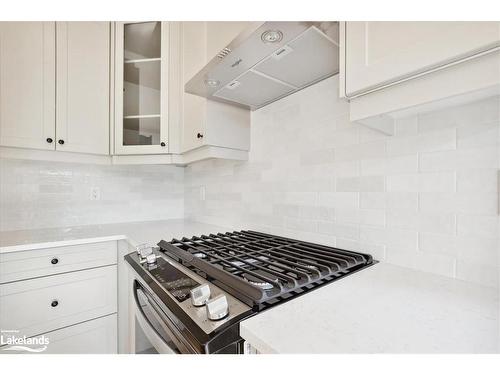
left=125, top=230, right=375, bottom=354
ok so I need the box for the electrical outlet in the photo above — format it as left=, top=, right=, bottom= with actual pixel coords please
left=199, top=186, right=206, bottom=201
left=90, top=186, right=101, bottom=201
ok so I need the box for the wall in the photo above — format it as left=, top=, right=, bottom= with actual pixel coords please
left=185, top=76, right=500, bottom=288
left=0, top=159, right=184, bottom=231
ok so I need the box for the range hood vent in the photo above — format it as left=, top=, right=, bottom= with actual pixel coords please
left=185, top=22, right=339, bottom=111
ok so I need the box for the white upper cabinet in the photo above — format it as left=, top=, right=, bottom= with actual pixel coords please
left=181, top=22, right=207, bottom=153
left=114, top=21, right=171, bottom=155
left=0, top=22, right=56, bottom=150
left=181, top=22, right=250, bottom=154
left=343, top=21, right=500, bottom=97
left=56, top=22, right=111, bottom=155
left=0, top=22, right=111, bottom=155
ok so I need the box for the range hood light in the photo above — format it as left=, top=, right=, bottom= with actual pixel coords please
left=261, top=30, right=283, bottom=44
left=204, top=79, right=220, bottom=87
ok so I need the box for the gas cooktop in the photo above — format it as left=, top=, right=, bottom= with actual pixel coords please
left=158, top=230, right=375, bottom=311
left=126, top=230, right=375, bottom=353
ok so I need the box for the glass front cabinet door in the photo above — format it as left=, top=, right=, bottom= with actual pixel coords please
left=114, top=21, right=169, bottom=154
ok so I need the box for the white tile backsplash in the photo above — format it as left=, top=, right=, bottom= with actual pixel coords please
left=0, top=159, right=184, bottom=231
left=185, top=76, right=500, bottom=288
left=0, top=75, right=498, bottom=289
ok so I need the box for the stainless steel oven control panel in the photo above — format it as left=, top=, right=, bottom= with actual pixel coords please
left=128, top=246, right=252, bottom=335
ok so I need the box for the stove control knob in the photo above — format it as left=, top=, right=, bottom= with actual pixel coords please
left=206, top=295, right=229, bottom=321
left=145, top=253, right=157, bottom=265
left=190, top=284, right=211, bottom=307
left=136, top=244, right=153, bottom=259
left=139, top=253, right=158, bottom=266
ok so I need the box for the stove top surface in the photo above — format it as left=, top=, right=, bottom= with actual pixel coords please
left=158, top=230, right=375, bottom=310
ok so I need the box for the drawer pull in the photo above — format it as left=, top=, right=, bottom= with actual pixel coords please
left=51, top=257, right=59, bottom=265
left=51, top=300, right=59, bottom=308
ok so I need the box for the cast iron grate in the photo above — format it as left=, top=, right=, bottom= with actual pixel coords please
left=158, top=230, right=374, bottom=310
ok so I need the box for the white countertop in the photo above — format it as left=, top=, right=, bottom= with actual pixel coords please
left=240, top=262, right=499, bottom=353
left=1, top=220, right=498, bottom=353
left=0, top=219, right=230, bottom=253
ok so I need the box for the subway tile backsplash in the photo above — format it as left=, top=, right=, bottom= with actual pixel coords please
left=0, top=75, right=498, bottom=288
left=0, top=160, right=184, bottom=231
left=185, top=76, right=500, bottom=288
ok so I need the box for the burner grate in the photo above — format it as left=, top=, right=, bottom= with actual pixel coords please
left=158, top=230, right=374, bottom=310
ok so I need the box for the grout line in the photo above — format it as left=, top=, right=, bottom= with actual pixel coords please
left=498, top=170, right=500, bottom=216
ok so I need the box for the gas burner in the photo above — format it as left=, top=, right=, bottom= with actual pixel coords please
left=193, top=252, right=207, bottom=259
left=243, top=270, right=278, bottom=290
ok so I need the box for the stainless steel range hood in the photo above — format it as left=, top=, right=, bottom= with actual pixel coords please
left=185, top=21, right=339, bottom=111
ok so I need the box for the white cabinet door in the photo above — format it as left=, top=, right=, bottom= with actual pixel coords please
left=114, top=21, right=170, bottom=155
left=56, top=22, right=110, bottom=155
left=181, top=22, right=251, bottom=154
left=1, top=314, right=117, bottom=354
left=0, top=22, right=55, bottom=150
left=37, top=314, right=117, bottom=354
left=344, top=21, right=500, bottom=96
left=182, top=22, right=207, bottom=153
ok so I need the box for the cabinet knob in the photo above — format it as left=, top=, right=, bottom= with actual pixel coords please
left=58, top=139, right=65, bottom=145
left=197, top=133, right=204, bottom=139
left=51, top=300, right=59, bottom=308
left=46, top=138, right=53, bottom=143
left=51, top=257, right=59, bottom=265
left=160, top=142, right=166, bottom=147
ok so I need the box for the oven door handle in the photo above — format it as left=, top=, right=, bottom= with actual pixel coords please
left=134, top=296, right=176, bottom=354
left=134, top=281, right=194, bottom=354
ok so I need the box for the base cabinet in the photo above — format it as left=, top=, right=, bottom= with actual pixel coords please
left=0, top=266, right=117, bottom=339
left=35, top=315, right=117, bottom=354
left=0, top=241, right=119, bottom=354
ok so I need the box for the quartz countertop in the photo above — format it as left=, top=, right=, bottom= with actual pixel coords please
left=240, top=262, right=499, bottom=353
left=0, top=219, right=230, bottom=253
left=1, top=220, right=497, bottom=353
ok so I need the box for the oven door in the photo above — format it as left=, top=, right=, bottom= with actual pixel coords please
left=133, top=280, right=197, bottom=354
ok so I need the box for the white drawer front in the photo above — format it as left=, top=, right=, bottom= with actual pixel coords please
left=42, top=315, right=117, bottom=354
left=0, top=266, right=117, bottom=338
left=0, top=241, right=117, bottom=284
left=0, top=314, right=117, bottom=354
